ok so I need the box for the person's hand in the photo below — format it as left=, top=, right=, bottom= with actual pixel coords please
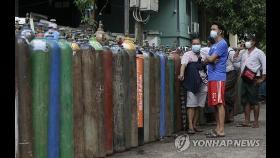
left=255, top=79, right=264, bottom=85
left=178, top=74, right=184, bottom=81
left=214, top=58, right=219, bottom=64
left=233, top=51, right=239, bottom=58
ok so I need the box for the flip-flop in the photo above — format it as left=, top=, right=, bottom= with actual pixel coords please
left=252, top=124, right=259, bottom=128
left=206, top=131, right=225, bottom=138
left=187, top=129, right=195, bottom=134
left=205, top=129, right=216, bottom=135
left=236, top=123, right=251, bottom=127
left=194, top=128, right=203, bottom=132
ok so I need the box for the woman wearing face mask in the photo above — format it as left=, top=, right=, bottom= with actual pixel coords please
left=178, top=37, right=208, bottom=134
left=234, top=36, right=266, bottom=128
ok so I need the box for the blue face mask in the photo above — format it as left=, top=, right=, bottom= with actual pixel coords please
left=192, top=44, right=201, bottom=53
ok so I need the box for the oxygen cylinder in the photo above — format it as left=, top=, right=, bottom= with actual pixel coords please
left=16, top=31, right=33, bottom=158
left=168, top=55, right=175, bottom=134
left=45, top=34, right=61, bottom=158
left=80, top=41, right=98, bottom=157
left=72, top=41, right=84, bottom=158
left=102, top=46, right=113, bottom=155
left=44, top=22, right=60, bottom=40
left=89, top=35, right=106, bottom=157
left=172, top=52, right=182, bottom=132
left=111, top=45, right=127, bottom=152
left=147, top=51, right=157, bottom=142
left=58, top=37, right=74, bottom=158
left=158, top=51, right=166, bottom=139
left=143, top=51, right=150, bottom=143
left=30, top=37, right=50, bottom=158
left=153, top=53, right=161, bottom=140
left=165, top=53, right=171, bottom=136
left=122, top=38, right=138, bottom=148
left=136, top=53, right=144, bottom=145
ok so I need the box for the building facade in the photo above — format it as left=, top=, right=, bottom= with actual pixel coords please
left=144, top=0, right=199, bottom=47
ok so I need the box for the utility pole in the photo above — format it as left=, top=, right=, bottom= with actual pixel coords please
left=135, top=21, right=143, bottom=46
left=124, top=0, right=129, bottom=36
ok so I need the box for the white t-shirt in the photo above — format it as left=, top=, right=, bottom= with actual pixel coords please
left=226, top=47, right=235, bottom=72
left=240, top=47, right=266, bottom=76
left=200, top=47, right=210, bottom=55
left=181, top=50, right=208, bottom=83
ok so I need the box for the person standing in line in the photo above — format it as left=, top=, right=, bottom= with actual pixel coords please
left=204, top=22, right=228, bottom=138
left=235, top=36, right=266, bottom=128
left=178, top=37, right=208, bottom=134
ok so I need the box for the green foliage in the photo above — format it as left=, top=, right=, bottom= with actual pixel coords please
left=74, top=0, right=97, bottom=28
left=195, top=0, right=266, bottom=44
left=74, top=0, right=93, bottom=14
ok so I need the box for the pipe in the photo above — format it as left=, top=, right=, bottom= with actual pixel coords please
left=124, top=0, right=129, bottom=36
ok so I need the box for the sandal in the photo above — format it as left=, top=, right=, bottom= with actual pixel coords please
left=194, top=128, right=203, bottom=132
left=187, top=129, right=195, bottom=134
left=252, top=124, right=259, bottom=128
left=205, top=129, right=216, bottom=135
left=236, top=123, right=251, bottom=127
left=206, top=131, right=225, bottom=138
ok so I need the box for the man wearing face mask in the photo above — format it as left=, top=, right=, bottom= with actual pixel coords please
left=178, top=37, right=208, bottom=134
left=204, top=22, right=228, bottom=138
left=234, top=36, right=266, bottom=128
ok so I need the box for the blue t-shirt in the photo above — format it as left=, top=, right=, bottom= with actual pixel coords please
left=207, top=39, right=228, bottom=81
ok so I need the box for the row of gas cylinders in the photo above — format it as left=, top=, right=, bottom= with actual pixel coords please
left=15, top=31, right=184, bottom=158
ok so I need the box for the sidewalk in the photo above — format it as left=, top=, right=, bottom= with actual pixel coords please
left=108, top=103, right=266, bottom=158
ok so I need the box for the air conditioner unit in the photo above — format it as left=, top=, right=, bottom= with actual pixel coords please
left=140, top=0, right=158, bottom=12
left=191, top=22, right=199, bottom=34
left=130, top=0, right=140, bottom=8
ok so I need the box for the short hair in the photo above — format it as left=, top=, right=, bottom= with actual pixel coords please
left=211, top=21, right=225, bottom=32
left=191, top=36, right=200, bottom=43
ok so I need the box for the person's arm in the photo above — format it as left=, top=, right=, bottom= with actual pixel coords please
left=204, top=53, right=219, bottom=64
left=233, top=48, right=246, bottom=62
left=204, top=42, right=227, bottom=64
left=256, top=52, right=266, bottom=84
left=178, top=64, right=187, bottom=80
left=178, top=53, right=189, bottom=80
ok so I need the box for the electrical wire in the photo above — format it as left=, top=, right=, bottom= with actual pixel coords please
left=132, top=7, right=150, bottom=23
left=97, top=0, right=109, bottom=17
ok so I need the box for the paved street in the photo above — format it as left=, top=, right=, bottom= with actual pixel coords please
left=108, top=104, right=266, bottom=158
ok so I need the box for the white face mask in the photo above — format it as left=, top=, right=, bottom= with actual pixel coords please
left=192, top=44, right=201, bottom=53
left=210, top=30, right=218, bottom=38
left=245, top=41, right=252, bottom=49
